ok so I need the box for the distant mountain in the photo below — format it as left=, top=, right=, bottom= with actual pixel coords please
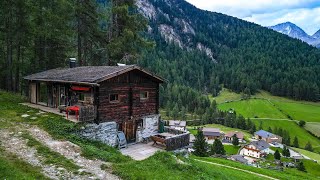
left=269, top=22, right=320, bottom=48
left=312, top=29, right=320, bottom=48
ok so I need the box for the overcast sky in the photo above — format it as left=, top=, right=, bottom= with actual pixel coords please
left=185, top=0, right=320, bottom=35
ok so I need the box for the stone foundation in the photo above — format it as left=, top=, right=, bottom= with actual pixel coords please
left=80, top=122, right=118, bottom=147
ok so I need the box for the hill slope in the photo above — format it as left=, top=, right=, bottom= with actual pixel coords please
left=137, top=0, right=320, bottom=102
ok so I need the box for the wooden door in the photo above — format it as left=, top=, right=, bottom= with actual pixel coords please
left=123, top=120, right=136, bottom=142
left=30, top=83, right=37, bottom=104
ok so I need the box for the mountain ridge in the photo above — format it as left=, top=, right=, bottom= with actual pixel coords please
left=269, top=22, right=320, bottom=48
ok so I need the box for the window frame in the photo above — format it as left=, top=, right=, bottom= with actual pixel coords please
left=109, top=93, right=119, bottom=103
left=140, top=91, right=149, bottom=100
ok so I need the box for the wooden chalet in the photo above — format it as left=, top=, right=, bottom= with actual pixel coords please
left=24, top=65, right=164, bottom=142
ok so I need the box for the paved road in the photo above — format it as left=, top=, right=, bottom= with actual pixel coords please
left=194, top=159, right=279, bottom=180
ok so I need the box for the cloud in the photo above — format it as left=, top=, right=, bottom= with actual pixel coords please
left=185, top=0, right=320, bottom=17
left=185, top=0, right=320, bottom=35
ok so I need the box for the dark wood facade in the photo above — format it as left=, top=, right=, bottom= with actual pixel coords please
left=25, top=66, right=164, bottom=142
left=98, top=70, right=160, bottom=142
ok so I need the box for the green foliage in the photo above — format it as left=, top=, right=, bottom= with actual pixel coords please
left=274, top=149, right=281, bottom=160
left=293, top=136, right=300, bottom=148
left=282, top=146, right=290, bottom=157
left=305, top=141, right=314, bottom=152
left=297, top=161, right=306, bottom=172
left=232, top=134, right=239, bottom=146
left=0, top=147, right=48, bottom=180
left=210, top=139, right=225, bottom=155
left=299, top=120, right=306, bottom=127
left=193, top=129, right=208, bottom=157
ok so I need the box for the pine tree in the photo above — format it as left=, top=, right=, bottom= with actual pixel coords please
left=106, top=0, right=153, bottom=65
left=297, top=162, right=306, bottom=172
left=274, top=149, right=281, bottom=160
left=305, top=142, right=313, bottom=152
left=193, top=129, right=208, bottom=157
left=211, top=139, right=225, bottom=155
left=232, top=134, right=239, bottom=146
left=268, top=127, right=273, bottom=133
left=259, top=121, right=263, bottom=130
left=282, top=146, right=290, bottom=157
left=293, top=136, right=299, bottom=148
left=250, top=124, right=256, bottom=134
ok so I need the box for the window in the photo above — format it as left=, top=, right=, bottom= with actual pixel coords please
left=140, top=91, right=149, bottom=100
left=109, top=94, right=119, bottom=103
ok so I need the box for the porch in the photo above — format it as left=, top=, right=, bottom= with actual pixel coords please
left=21, top=103, right=83, bottom=123
left=120, top=142, right=165, bottom=160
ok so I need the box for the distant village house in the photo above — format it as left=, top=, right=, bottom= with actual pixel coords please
left=224, top=131, right=244, bottom=143
left=201, top=128, right=221, bottom=140
left=241, top=140, right=270, bottom=158
left=255, top=130, right=282, bottom=143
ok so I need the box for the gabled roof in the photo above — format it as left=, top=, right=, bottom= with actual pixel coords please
left=169, top=120, right=186, bottom=127
left=225, top=131, right=244, bottom=139
left=250, top=140, right=270, bottom=151
left=254, top=130, right=275, bottom=138
left=202, top=128, right=221, bottom=137
left=24, top=65, right=164, bottom=86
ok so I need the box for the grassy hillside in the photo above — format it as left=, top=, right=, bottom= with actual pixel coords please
left=216, top=90, right=320, bottom=122
left=305, top=122, right=320, bottom=137
left=194, top=156, right=320, bottom=179
left=251, top=119, right=320, bottom=152
left=218, top=99, right=287, bottom=119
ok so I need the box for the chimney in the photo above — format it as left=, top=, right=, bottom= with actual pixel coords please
left=69, top=58, right=76, bottom=68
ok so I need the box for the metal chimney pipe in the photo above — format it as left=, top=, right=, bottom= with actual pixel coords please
left=69, top=58, right=76, bottom=68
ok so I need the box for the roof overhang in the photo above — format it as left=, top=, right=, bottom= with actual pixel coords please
left=26, top=79, right=100, bottom=86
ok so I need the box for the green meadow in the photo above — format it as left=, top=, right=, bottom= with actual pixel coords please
left=251, top=119, right=320, bottom=152
left=305, top=122, right=320, bottom=137
left=218, top=99, right=287, bottom=119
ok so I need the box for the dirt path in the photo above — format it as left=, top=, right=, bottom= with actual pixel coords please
left=27, top=126, right=119, bottom=180
left=0, top=125, right=119, bottom=180
left=194, top=159, right=279, bottom=180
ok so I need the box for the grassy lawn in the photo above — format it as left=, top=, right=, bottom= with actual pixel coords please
left=224, top=145, right=240, bottom=155
left=218, top=99, right=287, bottom=119
left=305, top=122, right=320, bottom=137
left=272, top=101, right=320, bottom=122
left=292, top=148, right=320, bottom=165
left=302, top=159, right=320, bottom=176
left=251, top=119, right=320, bottom=152
left=0, top=147, right=48, bottom=180
left=193, top=156, right=319, bottom=179
left=114, top=152, right=267, bottom=180
left=210, top=88, right=242, bottom=104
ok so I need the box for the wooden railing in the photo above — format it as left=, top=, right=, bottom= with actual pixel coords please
left=79, top=105, right=96, bottom=122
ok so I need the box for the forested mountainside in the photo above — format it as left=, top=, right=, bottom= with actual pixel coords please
left=137, top=0, right=320, bottom=102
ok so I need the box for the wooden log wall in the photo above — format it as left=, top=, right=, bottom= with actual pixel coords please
left=79, top=105, right=96, bottom=122
left=98, top=70, right=160, bottom=124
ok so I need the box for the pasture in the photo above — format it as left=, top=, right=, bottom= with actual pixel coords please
left=251, top=119, right=320, bottom=153
left=218, top=99, right=287, bottom=119
left=305, top=122, right=320, bottom=137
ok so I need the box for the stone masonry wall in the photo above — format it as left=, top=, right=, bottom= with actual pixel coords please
left=80, top=122, right=118, bottom=147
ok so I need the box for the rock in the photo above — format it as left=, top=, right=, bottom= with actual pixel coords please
left=21, top=114, right=30, bottom=118
left=30, top=117, right=37, bottom=120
